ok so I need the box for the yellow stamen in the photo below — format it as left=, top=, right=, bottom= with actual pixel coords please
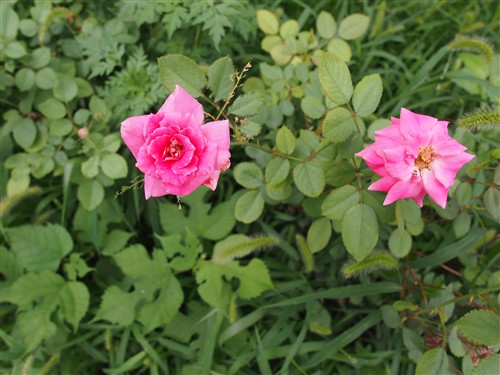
left=414, top=146, right=435, bottom=171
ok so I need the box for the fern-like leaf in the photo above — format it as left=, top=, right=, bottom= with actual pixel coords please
left=212, top=234, right=278, bottom=264
left=456, top=106, right=500, bottom=132
left=342, top=251, right=398, bottom=279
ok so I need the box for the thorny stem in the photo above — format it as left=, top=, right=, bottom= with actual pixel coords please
left=216, top=62, right=252, bottom=121
left=413, top=250, right=462, bottom=277
left=402, top=267, right=429, bottom=308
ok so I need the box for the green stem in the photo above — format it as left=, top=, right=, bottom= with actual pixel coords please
left=346, top=101, right=362, bottom=135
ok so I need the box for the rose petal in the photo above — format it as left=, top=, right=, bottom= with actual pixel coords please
left=158, top=85, right=204, bottom=126
left=368, top=176, right=398, bottom=192
left=384, top=178, right=424, bottom=206
left=421, top=169, right=448, bottom=208
left=202, top=120, right=231, bottom=170
left=356, top=144, right=387, bottom=176
left=144, top=174, right=171, bottom=199
left=203, top=170, right=221, bottom=190
left=121, top=115, right=149, bottom=158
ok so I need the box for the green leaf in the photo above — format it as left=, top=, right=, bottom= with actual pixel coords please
left=158, top=230, right=202, bottom=272
left=484, top=187, right=500, bottom=222
left=307, top=217, right=332, bottom=253
left=53, top=74, right=78, bottom=102
left=29, top=47, right=51, bottom=69
left=107, top=246, right=183, bottom=332
left=265, top=157, right=290, bottom=187
left=456, top=310, right=500, bottom=346
left=212, top=234, right=278, bottom=264
left=301, top=96, right=325, bottom=119
left=388, top=228, right=412, bottom=258
left=96, top=286, right=139, bottom=326
left=208, top=56, right=234, bottom=102
left=235, top=190, right=265, bottom=223
left=453, top=211, right=471, bottom=238
left=415, top=348, right=449, bottom=375
left=102, top=229, right=134, bottom=256
left=276, top=126, right=296, bottom=154
left=17, top=309, right=56, bottom=352
left=19, top=19, right=37, bottom=37
left=322, top=107, right=355, bottom=143
left=322, top=185, right=359, bottom=220
left=455, top=182, right=472, bottom=206
left=38, top=98, right=66, bottom=120
left=6, top=270, right=89, bottom=335
left=13, top=118, right=36, bottom=150
left=338, top=14, right=370, bottom=40
left=228, top=92, right=264, bottom=117
left=138, top=269, right=183, bottom=333
left=317, top=11, right=336, bottom=39
left=271, top=43, right=293, bottom=65
left=50, top=119, right=73, bottom=137
left=352, top=74, right=383, bottom=116
left=256, top=9, right=279, bottom=35
left=472, top=355, right=500, bottom=375
left=5, top=41, right=26, bottom=58
left=77, top=180, right=105, bottom=211
left=0, top=246, right=21, bottom=282
left=35, top=67, right=58, bottom=90
left=15, top=68, right=35, bottom=91
left=7, top=224, right=73, bottom=272
left=342, top=204, right=378, bottom=261
left=399, top=199, right=421, bottom=225
left=280, top=19, right=300, bottom=39
left=448, top=326, right=466, bottom=357
left=81, top=155, right=100, bottom=178
left=327, top=39, right=352, bottom=62
left=0, top=6, right=19, bottom=39
left=234, top=162, right=263, bottom=189
left=89, top=96, right=110, bottom=122
left=381, top=305, right=401, bottom=329
left=59, top=281, right=90, bottom=330
left=6, top=269, right=64, bottom=309
left=196, top=259, right=273, bottom=308
left=159, top=187, right=236, bottom=240
left=158, top=54, right=206, bottom=98
left=101, top=153, right=128, bottom=179
left=64, top=253, right=92, bottom=281
left=319, top=52, right=353, bottom=105
left=293, top=162, right=325, bottom=198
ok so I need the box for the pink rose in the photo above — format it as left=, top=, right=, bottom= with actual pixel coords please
left=356, top=108, right=474, bottom=208
left=121, top=85, right=230, bottom=198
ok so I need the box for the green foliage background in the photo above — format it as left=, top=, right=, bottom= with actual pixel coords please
left=1, top=1, right=499, bottom=374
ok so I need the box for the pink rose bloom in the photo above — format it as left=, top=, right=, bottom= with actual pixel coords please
left=121, top=85, right=230, bottom=198
left=356, top=108, right=474, bottom=208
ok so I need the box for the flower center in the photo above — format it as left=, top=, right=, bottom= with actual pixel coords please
left=414, top=146, right=435, bottom=173
left=163, top=138, right=184, bottom=160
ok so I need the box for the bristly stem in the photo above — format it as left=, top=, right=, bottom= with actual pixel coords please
left=216, top=62, right=252, bottom=121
